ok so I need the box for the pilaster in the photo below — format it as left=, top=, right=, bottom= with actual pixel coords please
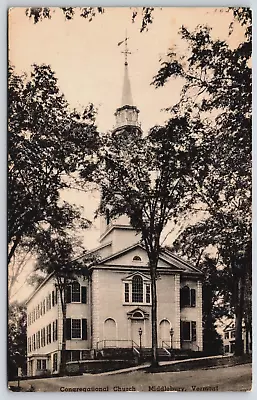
left=174, top=274, right=181, bottom=349
left=197, top=280, right=203, bottom=351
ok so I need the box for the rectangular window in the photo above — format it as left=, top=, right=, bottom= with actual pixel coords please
left=48, top=294, right=52, bottom=310
left=225, top=332, right=229, bottom=339
left=52, top=290, right=55, bottom=307
left=181, top=321, right=197, bottom=341
left=132, top=276, right=143, bottom=303
left=71, top=283, right=81, bottom=302
left=42, top=299, right=45, bottom=315
left=71, top=319, right=81, bottom=339
left=231, top=331, right=235, bottom=338
left=146, top=285, right=151, bottom=303
left=55, top=287, right=58, bottom=304
left=33, top=334, right=36, bottom=351
left=125, top=283, right=129, bottom=302
left=37, top=360, right=46, bottom=370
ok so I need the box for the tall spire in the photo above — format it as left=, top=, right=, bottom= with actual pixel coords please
left=114, top=33, right=141, bottom=132
left=121, top=62, right=133, bottom=106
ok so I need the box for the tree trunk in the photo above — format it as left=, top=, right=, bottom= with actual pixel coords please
left=245, top=321, right=249, bottom=355
left=150, top=262, right=159, bottom=368
left=234, top=276, right=245, bottom=356
left=59, top=280, right=67, bottom=375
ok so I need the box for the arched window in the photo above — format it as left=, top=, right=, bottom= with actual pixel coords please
left=180, top=286, right=190, bottom=307
left=132, top=311, right=144, bottom=319
left=132, top=275, right=143, bottom=303
left=133, top=255, right=142, bottom=261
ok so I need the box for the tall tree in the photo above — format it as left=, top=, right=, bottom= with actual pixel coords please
left=8, top=64, right=100, bottom=267
left=8, top=302, right=27, bottom=379
left=99, top=114, right=206, bottom=367
left=152, top=8, right=251, bottom=356
left=32, top=228, right=95, bottom=374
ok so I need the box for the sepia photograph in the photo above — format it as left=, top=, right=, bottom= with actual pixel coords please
left=7, top=6, right=252, bottom=392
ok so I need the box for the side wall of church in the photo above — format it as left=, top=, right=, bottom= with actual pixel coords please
left=180, top=278, right=203, bottom=351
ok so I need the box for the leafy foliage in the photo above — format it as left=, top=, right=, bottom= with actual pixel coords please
left=24, top=6, right=157, bottom=32
left=8, top=64, right=100, bottom=264
left=156, top=9, right=251, bottom=355
left=8, top=302, right=27, bottom=379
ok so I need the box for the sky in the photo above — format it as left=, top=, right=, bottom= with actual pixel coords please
left=8, top=7, right=244, bottom=302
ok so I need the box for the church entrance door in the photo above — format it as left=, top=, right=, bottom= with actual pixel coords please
left=103, top=318, right=117, bottom=347
left=131, top=320, right=144, bottom=347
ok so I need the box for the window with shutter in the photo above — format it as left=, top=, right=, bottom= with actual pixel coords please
left=124, top=283, right=129, bottom=302
left=53, top=353, right=58, bottom=372
left=71, top=282, right=81, bottom=302
left=82, top=319, right=88, bottom=340
left=66, top=318, right=71, bottom=340
left=81, top=286, right=87, bottom=304
left=146, top=285, right=151, bottom=303
left=66, top=285, right=71, bottom=303
left=181, top=321, right=191, bottom=341
left=191, top=321, right=197, bottom=341
left=71, top=319, right=81, bottom=339
left=191, top=289, right=196, bottom=307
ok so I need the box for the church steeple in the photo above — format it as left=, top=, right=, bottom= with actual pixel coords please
left=114, top=34, right=141, bottom=132
left=121, top=61, right=133, bottom=106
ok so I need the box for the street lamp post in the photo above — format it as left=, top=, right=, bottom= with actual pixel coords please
left=138, top=327, right=142, bottom=353
left=170, top=328, right=174, bottom=350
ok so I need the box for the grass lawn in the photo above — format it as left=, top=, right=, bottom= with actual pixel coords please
left=8, top=363, right=252, bottom=392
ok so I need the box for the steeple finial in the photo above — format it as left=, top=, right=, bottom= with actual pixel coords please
left=118, top=32, right=133, bottom=106
left=121, top=31, right=131, bottom=66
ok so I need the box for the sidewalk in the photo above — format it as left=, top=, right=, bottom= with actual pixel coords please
left=85, top=354, right=234, bottom=376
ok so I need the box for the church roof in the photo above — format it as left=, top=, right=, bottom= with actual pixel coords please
left=92, top=241, right=203, bottom=277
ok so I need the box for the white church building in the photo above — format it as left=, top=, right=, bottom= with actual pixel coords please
left=26, top=48, right=203, bottom=376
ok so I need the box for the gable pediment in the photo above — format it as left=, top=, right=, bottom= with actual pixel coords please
left=94, top=242, right=202, bottom=276
left=122, top=271, right=151, bottom=282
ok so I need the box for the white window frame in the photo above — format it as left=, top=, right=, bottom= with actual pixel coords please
left=71, top=318, right=82, bottom=339
left=123, top=274, right=151, bottom=305
left=71, top=282, right=81, bottom=303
